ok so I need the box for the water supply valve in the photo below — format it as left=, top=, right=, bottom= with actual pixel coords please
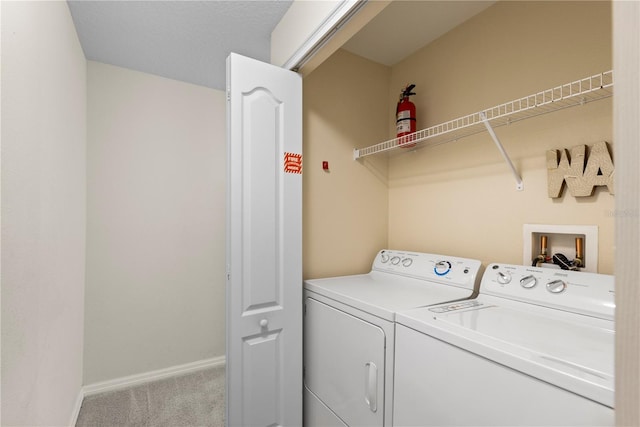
left=523, top=224, right=596, bottom=272
left=533, top=236, right=584, bottom=271
left=532, top=235, right=549, bottom=267
left=551, top=237, right=585, bottom=271
left=571, top=237, right=584, bottom=269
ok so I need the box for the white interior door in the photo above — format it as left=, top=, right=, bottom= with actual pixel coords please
left=226, top=52, right=303, bottom=427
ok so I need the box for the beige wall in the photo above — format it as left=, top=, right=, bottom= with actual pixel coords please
left=1, top=1, right=87, bottom=425
left=305, top=1, right=613, bottom=275
left=85, top=62, right=226, bottom=384
left=386, top=1, right=614, bottom=273
left=303, top=49, right=390, bottom=278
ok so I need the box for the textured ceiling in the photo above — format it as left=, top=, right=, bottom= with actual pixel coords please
left=67, top=0, right=293, bottom=90
left=67, top=1, right=495, bottom=91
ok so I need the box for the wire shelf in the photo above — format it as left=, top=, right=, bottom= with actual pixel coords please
left=353, top=70, right=614, bottom=160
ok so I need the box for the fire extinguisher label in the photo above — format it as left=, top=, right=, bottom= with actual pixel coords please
left=397, top=120, right=412, bottom=134
left=397, top=110, right=412, bottom=120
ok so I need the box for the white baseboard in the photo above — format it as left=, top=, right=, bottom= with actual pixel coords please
left=81, top=356, right=226, bottom=398
left=69, top=356, right=225, bottom=425
left=69, top=388, right=85, bottom=427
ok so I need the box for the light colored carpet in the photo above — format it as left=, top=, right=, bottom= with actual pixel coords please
left=76, top=366, right=225, bottom=427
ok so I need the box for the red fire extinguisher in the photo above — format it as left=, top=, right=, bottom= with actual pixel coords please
left=396, top=84, right=416, bottom=147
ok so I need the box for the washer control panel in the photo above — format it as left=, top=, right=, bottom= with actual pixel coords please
left=482, top=263, right=614, bottom=320
left=373, top=249, right=481, bottom=290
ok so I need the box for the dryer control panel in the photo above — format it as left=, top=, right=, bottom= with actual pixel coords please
left=372, top=250, right=481, bottom=290
left=482, top=263, right=614, bottom=320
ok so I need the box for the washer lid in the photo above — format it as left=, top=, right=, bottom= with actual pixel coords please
left=397, top=297, right=614, bottom=407
left=304, top=271, right=474, bottom=322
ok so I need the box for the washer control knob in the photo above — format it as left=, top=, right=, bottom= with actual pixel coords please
left=546, top=279, right=567, bottom=294
left=497, top=271, right=512, bottom=284
left=391, top=256, right=401, bottom=265
left=402, top=258, right=413, bottom=267
left=380, top=253, right=390, bottom=263
left=520, top=275, right=537, bottom=289
left=434, top=261, right=451, bottom=276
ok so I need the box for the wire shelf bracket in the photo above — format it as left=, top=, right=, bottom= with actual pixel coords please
left=479, top=112, right=524, bottom=191
left=353, top=70, right=614, bottom=189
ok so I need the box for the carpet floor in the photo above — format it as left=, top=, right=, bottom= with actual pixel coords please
left=76, top=366, right=225, bottom=427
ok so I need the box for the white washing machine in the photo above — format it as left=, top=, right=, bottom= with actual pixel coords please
left=303, top=249, right=482, bottom=427
left=394, top=263, right=615, bottom=426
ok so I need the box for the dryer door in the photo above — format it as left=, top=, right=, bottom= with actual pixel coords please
left=305, top=297, right=385, bottom=426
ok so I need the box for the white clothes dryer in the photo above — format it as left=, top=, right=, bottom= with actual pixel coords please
left=303, top=249, right=482, bottom=427
left=394, top=263, right=615, bottom=426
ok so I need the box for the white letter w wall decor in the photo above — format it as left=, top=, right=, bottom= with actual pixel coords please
left=546, top=141, right=614, bottom=198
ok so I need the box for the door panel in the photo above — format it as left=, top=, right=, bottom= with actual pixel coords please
left=241, top=89, right=281, bottom=313
left=226, top=52, right=302, bottom=427
left=304, top=297, right=385, bottom=427
left=242, top=330, right=281, bottom=425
